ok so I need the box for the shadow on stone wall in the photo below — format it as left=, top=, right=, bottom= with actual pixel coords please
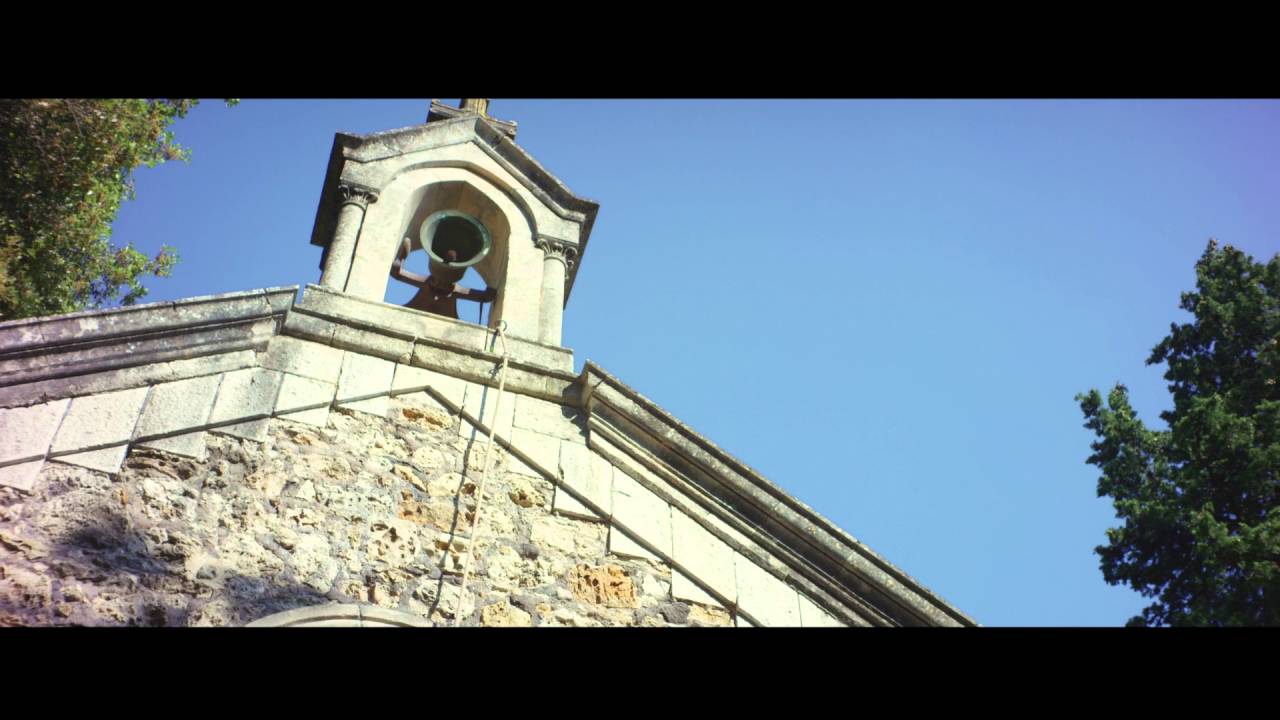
left=45, top=506, right=334, bottom=627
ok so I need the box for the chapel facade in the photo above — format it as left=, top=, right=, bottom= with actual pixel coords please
left=0, top=101, right=975, bottom=627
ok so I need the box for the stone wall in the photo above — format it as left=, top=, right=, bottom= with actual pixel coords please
left=0, top=391, right=733, bottom=627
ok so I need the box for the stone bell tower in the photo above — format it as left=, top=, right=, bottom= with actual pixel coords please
left=309, top=99, right=598, bottom=347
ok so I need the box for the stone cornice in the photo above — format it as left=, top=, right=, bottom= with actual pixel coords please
left=578, top=361, right=979, bottom=627
left=0, top=287, right=297, bottom=408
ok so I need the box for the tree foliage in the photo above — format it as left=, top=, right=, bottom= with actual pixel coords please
left=1078, top=240, right=1280, bottom=626
left=0, top=99, right=229, bottom=321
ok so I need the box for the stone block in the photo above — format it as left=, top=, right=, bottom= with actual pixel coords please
left=282, top=310, right=336, bottom=345
left=513, top=394, right=587, bottom=443
left=50, top=386, right=149, bottom=455
left=0, top=459, right=44, bottom=492
left=213, top=418, right=272, bottom=443
left=209, top=368, right=283, bottom=426
left=132, top=375, right=220, bottom=441
left=275, top=373, right=336, bottom=428
left=608, top=525, right=659, bottom=561
left=0, top=398, right=69, bottom=465
left=332, top=323, right=414, bottom=363
left=553, top=487, right=606, bottom=523
left=733, top=554, right=802, bottom=627
left=671, top=510, right=737, bottom=605
left=260, top=335, right=345, bottom=384
left=391, top=363, right=467, bottom=408
left=555, top=442, right=612, bottom=519
left=261, top=285, right=299, bottom=315
left=335, top=352, right=394, bottom=417
left=797, top=593, right=845, bottom=628
left=138, top=431, right=209, bottom=461
left=509, top=427, right=560, bottom=474
left=671, top=569, right=726, bottom=609
left=610, top=468, right=672, bottom=558
left=458, top=381, right=515, bottom=441
left=55, top=445, right=130, bottom=475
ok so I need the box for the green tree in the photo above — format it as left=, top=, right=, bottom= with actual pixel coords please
left=0, top=99, right=233, bottom=321
left=1078, top=239, right=1280, bottom=626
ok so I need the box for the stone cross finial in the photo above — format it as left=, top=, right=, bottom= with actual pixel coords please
left=460, top=98, right=490, bottom=117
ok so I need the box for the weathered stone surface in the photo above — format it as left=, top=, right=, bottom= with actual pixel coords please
left=610, top=469, right=672, bottom=559
left=555, top=442, right=612, bottom=521
left=209, top=368, right=282, bottom=426
left=458, top=381, right=516, bottom=441
left=509, top=427, right=560, bottom=476
left=281, top=309, right=335, bottom=345
left=260, top=335, right=345, bottom=384
left=513, top=394, right=587, bottom=443
left=296, top=283, right=575, bottom=372
left=391, top=364, right=467, bottom=408
left=56, top=445, right=131, bottom=474
left=480, top=598, right=533, bottom=627
left=51, top=386, right=149, bottom=455
left=0, top=398, right=68, bottom=465
left=609, top=525, right=658, bottom=562
left=508, top=474, right=549, bottom=509
left=671, top=568, right=728, bottom=609
left=133, top=375, right=220, bottom=441
left=688, top=603, right=733, bottom=627
left=734, top=554, right=802, bottom=627
left=569, top=564, right=636, bottom=607
left=274, top=373, right=335, bottom=428
left=332, top=323, right=414, bottom=364
left=138, top=431, right=209, bottom=460
left=798, top=593, right=846, bottom=627
left=1, top=316, right=277, bottom=393
left=0, top=459, right=44, bottom=491
left=658, top=601, right=690, bottom=624
left=671, top=510, right=736, bottom=606
left=396, top=398, right=452, bottom=433
left=530, top=515, right=606, bottom=559
left=207, top=367, right=283, bottom=441
left=0, top=319, right=45, bottom=353
left=335, top=352, right=394, bottom=417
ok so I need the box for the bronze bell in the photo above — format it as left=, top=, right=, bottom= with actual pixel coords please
left=422, top=210, right=492, bottom=285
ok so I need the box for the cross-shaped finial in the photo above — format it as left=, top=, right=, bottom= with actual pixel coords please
left=426, top=99, right=517, bottom=141
left=459, top=98, right=490, bottom=117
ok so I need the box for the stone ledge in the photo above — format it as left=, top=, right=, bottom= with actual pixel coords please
left=0, top=286, right=296, bottom=356
left=293, top=284, right=573, bottom=372
left=580, top=361, right=976, bottom=628
left=0, top=351, right=258, bottom=410
left=0, top=317, right=278, bottom=389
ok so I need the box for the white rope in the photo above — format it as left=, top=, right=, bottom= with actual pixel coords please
left=452, top=320, right=510, bottom=626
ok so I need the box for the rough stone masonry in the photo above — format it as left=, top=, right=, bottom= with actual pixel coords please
left=0, top=391, right=731, bottom=627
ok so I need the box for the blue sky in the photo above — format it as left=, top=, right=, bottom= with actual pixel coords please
left=110, top=99, right=1280, bottom=626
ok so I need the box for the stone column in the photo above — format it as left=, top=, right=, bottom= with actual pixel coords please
left=534, top=237, right=577, bottom=346
left=320, top=184, right=378, bottom=292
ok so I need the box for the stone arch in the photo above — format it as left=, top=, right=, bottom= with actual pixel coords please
left=348, top=167, right=543, bottom=341
left=245, top=603, right=431, bottom=628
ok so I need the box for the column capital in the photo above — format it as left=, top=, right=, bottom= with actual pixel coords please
left=534, top=236, right=578, bottom=270
left=337, top=183, right=379, bottom=209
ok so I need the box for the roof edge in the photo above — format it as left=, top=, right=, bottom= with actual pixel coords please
left=579, top=360, right=978, bottom=627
